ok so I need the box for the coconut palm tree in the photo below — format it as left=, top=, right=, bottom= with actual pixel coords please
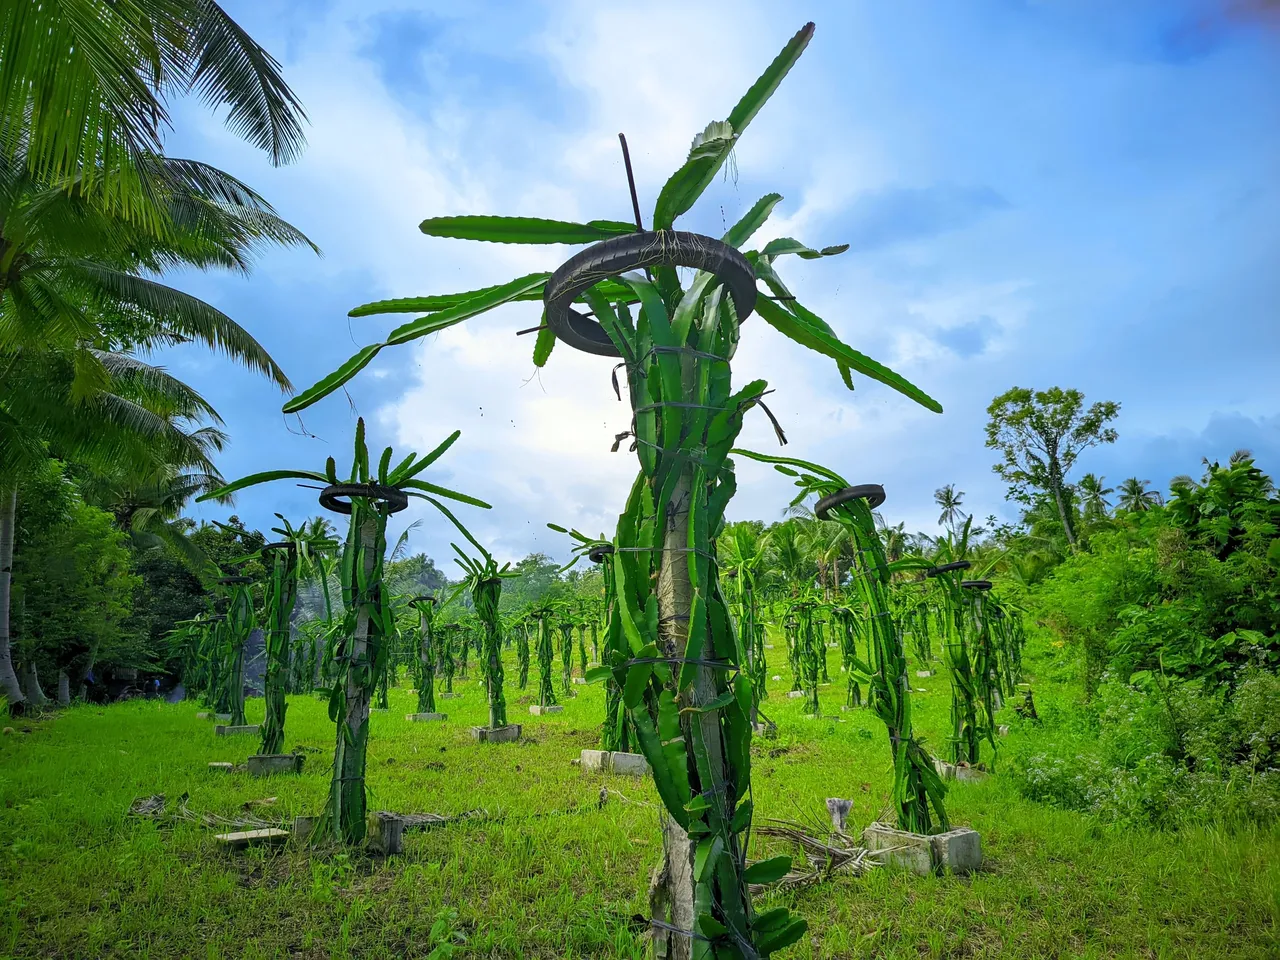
left=876, top=515, right=908, bottom=564
left=1076, top=473, right=1113, bottom=521
left=1117, top=477, right=1163, bottom=512
left=763, top=519, right=812, bottom=598
left=0, top=160, right=313, bottom=710
left=1, top=0, right=307, bottom=218
left=934, top=483, right=967, bottom=538
left=0, top=154, right=311, bottom=377
left=0, top=347, right=226, bottom=706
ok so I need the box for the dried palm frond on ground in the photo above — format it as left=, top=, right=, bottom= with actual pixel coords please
left=748, top=818, right=880, bottom=893
left=128, top=793, right=283, bottom=831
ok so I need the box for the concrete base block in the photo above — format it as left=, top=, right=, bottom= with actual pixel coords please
left=247, top=753, right=303, bottom=777
left=215, top=828, right=290, bottom=851
left=864, top=822, right=982, bottom=875
left=207, top=761, right=234, bottom=773
left=752, top=721, right=777, bottom=738
left=932, top=759, right=989, bottom=782
left=915, top=670, right=934, bottom=678
left=864, top=823, right=933, bottom=874
left=406, top=712, right=447, bottom=722
left=196, top=711, right=211, bottom=720
left=439, top=692, right=460, bottom=699
left=214, top=713, right=232, bottom=722
left=998, top=724, right=1010, bottom=737
left=609, top=751, right=650, bottom=776
left=371, top=707, right=388, bottom=713
left=931, top=826, right=983, bottom=873
left=292, top=816, right=318, bottom=840
left=764, top=644, right=775, bottom=649
left=579, top=749, right=650, bottom=776
left=572, top=677, right=587, bottom=685
left=369, top=813, right=405, bottom=855
left=529, top=704, right=563, bottom=715
left=214, top=724, right=259, bottom=736
left=472, top=723, right=522, bottom=743
left=787, top=690, right=804, bottom=699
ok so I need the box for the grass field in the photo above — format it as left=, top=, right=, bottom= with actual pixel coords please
left=2, top=646, right=1277, bottom=960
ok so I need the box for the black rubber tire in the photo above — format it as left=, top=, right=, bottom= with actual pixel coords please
left=410, top=595, right=438, bottom=606
left=961, top=579, right=993, bottom=591
left=926, top=559, right=972, bottom=578
left=588, top=543, right=614, bottom=564
left=318, top=482, right=409, bottom=515
left=544, top=230, right=757, bottom=357
left=815, top=484, right=886, bottom=520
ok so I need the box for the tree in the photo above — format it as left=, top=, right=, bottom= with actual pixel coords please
left=1116, top=478, right=1167, bottom=514
left=0, top=3, right=314, bottom=710
left=11, top=460, right=137, bottom=703
left=934, top=484, right=967, bottom=537
left=1077, top=473, right=1114, bottom=523
left=1, top=0, right=307, bottom=217
left=0, top=351, right=229, bottom=708
left=985, top=386, right=1119, bottom=550
left=875, top=515, right=907, bottom=563
left=1117, top=477, right=1162, bottom=513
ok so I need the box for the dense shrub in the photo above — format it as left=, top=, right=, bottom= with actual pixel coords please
left=1006, top=667, right=1280, bottom=828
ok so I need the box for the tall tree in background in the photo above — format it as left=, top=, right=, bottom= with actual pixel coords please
left=1117, top=477, right=1163, bottom=512
left=934, top=484, right=967, bottom=538
left=985, top=387, right=1119, bottom=550
left=1076, top=473, right=1113, bottom=523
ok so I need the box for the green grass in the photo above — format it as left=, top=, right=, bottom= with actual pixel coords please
left=1, top=649, right=1277, bottom=959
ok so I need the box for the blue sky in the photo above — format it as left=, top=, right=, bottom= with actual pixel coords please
left=165, top=0, right=1280, bottom=565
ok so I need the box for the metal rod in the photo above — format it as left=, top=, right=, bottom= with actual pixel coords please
left=618, top=133, right=643, bottom=231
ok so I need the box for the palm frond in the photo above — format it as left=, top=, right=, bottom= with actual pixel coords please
left=186, top=1, right=308, bottom=165
left=56, top=260, right=291, bottom=389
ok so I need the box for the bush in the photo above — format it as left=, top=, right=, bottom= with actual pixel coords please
left=1006, top=669, right=1280, bottom=829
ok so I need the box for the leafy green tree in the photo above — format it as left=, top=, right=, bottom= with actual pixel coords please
left=985, top=386, right=1120, bottom=549
left=12, top=461, right=137, bottom=703
left=0, top=354, right=226, bottom=708
left=122, top=545, right=207, bottom=683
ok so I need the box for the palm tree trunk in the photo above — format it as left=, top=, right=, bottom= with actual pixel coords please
left=0, top=487, right=25, bottom=710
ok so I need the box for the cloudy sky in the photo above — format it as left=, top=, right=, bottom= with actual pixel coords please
left=168, top=0, right=1280, bottom=567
